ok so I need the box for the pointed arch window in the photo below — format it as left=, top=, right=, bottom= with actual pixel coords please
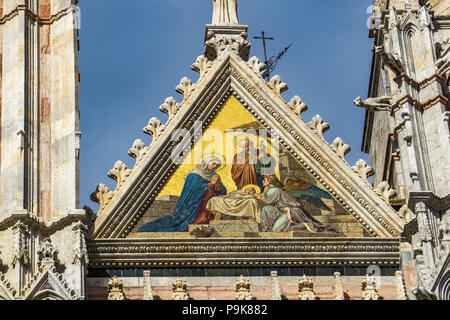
left=404, top=28, right=417, bottom=77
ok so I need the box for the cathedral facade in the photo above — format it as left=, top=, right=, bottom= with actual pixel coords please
left=0, top=0, right=448, bottom=300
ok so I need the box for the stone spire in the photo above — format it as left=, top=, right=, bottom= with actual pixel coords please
left=212, top=0, right=239, bottom=25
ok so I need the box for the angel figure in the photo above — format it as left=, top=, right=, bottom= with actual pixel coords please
left=284, top=177, right=334, bottom=212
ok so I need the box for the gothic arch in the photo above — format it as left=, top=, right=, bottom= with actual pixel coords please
left=403, top=25, right=420, bottom=76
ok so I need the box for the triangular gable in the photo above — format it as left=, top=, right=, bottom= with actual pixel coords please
left=22, top=266, right=78, bottom=300
left=92, top=51, right=405, bottom=239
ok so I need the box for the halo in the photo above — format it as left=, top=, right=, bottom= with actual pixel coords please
left=200, top=153, right=227, bottom=172
left=232, top=134, right=258, bottom=152
left=242, top=184, right=261, bottom=194
left=231, top=133, right=278, bottom=154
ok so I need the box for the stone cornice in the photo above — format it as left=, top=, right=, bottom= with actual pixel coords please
left=408, top=192, right=450, bottom=212
left=422, top=94, right=449, bottom=110
left=394, top=73, right=446, bottom=91
left=0, top=4, right=75, bottom=26
left=392, top=93, right=449, bottom=113
left=87, top=237, right=400, bottom=268
left=0, top=209, right=90, bottom=236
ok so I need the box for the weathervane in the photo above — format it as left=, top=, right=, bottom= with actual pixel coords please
left=253, top=31, right=292, bottom=81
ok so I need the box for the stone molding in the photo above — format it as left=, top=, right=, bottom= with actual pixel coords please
left=0, top=209, right=91, bottom=236
left=87, top=237, right=400, bottom=268
left=0, top=4, right=76, bottom=26
left=92, top=52, right=404, bottom=239
left=391, top=92, right=449, bottom=114
left=408, top=192, right=450, bottom=212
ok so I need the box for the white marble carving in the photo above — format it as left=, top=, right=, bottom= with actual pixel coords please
left=375, top=181, right=397, bottom=203
left=287, top=96, right=308, bottom=118
left=175, top=77, right=196, bottom=102
left=352, top=159, right=375, bottom=182
left=267, top=75, right=289, bottom=97
left=353, top=96, right=392, bottom=112
left=128, top=139, right=148, bottom=163
left=331, top=137, right=351, bottom=159
left=159, top=97, right=181, bottom=121
left=373, top=45, right=404, bottom=76
left=143, top=117, right=166, bottom=140
left=308, top=115, right=330, bottom=140
left=108, top=161, right=132, bottom=191
left=191, top=55, right=214, bottom=79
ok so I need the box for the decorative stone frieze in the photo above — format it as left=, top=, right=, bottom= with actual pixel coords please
left=0, top=273, right=17, bottom=299
left=87, top=238, right=400, bottom=268
left=21, top=265, right=79, bottom=300
left=435, top=37, right=450, bottom=76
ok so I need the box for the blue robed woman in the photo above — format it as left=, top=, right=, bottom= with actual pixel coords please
left=138, top=157, right=227, bottom=232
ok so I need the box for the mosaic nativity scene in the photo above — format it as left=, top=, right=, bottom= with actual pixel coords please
left=0, top=0, right=449, bottom=300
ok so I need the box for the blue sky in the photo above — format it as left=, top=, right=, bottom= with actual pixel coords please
left=79, top=0, right=374, bottom=210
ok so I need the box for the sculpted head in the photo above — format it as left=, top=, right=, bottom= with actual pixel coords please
left=238, top=138, right=255, bottom=153
left=202, top=157, right=222, bottom=171
left=262, top=175, right=283, bottom=189
left=353, top=96, right=363, bottom=106
left=373, top=45, right=383, bottom=55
